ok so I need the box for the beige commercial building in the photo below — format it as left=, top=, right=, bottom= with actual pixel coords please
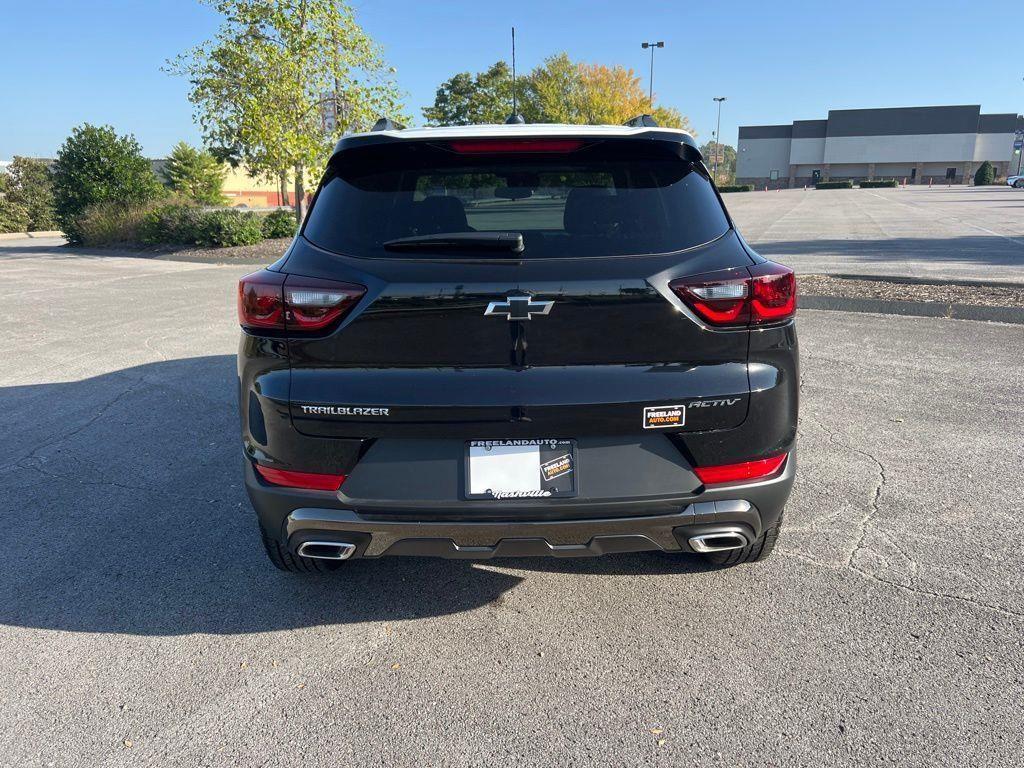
left=736, top=105, right=1022, bottom=188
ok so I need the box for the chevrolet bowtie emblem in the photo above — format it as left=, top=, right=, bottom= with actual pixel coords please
left=484, top=296, right=554, bottom=321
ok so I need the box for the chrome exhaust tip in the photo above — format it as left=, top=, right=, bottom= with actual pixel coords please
left=296, top=541, right=356, bottom=560
left=688, top=532, right=749, bottom=553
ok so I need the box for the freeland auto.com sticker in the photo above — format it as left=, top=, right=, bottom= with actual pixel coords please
left=643, top=405, right=686, bottom=429
left=540, top=453, right=573, bottom=482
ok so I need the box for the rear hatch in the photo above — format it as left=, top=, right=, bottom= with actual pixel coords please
left=282, top=134, right=755, bottom=439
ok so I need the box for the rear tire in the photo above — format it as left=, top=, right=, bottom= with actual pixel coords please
left=701, top=514, right=783, bottom=567
left=258, top=521, right=344, bottom=573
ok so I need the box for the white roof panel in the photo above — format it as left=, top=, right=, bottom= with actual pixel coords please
left=344, top=122, right=694, bottom=142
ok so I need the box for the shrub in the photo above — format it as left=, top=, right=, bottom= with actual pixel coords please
left=4, top=157, right=56, bottom=230
left=198, top=209, right=265, bottom=247
left=262, top=208, right=297, bottom=239
left=67, top=199, right=269, bottom=249
left=973, top=161, right=995, bottom=186
left=858, top=179, right=898, bottom=188
left=815, top=180, right=854, bottom=190
left=718, top=184, right=754, bottom=193
left=140, top=203, right=207, bottom=245
left=161, top=142, right=226, bottom=204
left=53, top=124, right=164, bottom=244
left=0, top=199, right=31, bottom=233
left=140, top=203, right=265, bottom=247
left=74, top=201, right=160, bottom=246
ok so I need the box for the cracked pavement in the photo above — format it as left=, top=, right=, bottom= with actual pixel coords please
left=1, top=243, right=1022, bottom=767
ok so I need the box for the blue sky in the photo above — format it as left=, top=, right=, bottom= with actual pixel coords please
left=1, top=0, right=1019, bottom=158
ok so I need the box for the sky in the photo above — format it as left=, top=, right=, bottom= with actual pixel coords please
left=1, top=0, right=1020, bottom=159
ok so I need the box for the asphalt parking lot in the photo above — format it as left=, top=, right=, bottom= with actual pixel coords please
left=2, top=202, right=1023, bottom=766
left=728, top=184, right=1024, bottom=282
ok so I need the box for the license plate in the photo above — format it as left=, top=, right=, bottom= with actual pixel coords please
left=465, top=439, right=577, bottom=499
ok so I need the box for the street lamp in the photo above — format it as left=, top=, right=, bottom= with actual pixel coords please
left=641, top=41, right=664, bottom=111
left=713, top=96, right=727, bottom=183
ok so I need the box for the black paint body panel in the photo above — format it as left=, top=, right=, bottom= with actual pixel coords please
left=237, top=131, right=798, bottom=559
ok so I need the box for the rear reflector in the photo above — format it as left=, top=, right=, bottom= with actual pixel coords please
left=694, top=454, right=787, bottom=486
left=447, top=139, right=585, bottom=154
left=238, top=270, right=366, bottom=334
left=254, top=465, right=347, bottom=491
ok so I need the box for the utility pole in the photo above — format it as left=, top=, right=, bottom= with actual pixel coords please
left=713, top=96, right=727, bottom=183
left=641, top=41, right=664, bottom=112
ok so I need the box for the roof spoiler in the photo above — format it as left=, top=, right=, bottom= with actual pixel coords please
left=371, top=117, right=406, bottom=132
left=623, top=114, right=659, bottom=128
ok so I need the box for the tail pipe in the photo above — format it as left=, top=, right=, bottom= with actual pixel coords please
left=688, top=531, right=749, bottom=553
left=296, top=541, right=356, bottom=560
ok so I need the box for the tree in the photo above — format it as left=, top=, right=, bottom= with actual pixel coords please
left=423, top=62, right=514, bottom=126
left=520, top=53, right=581, bottom=124
left=423, top=53, right=694, bottom=134
left=3, top=156, right=56, bottom=231
left=573, top=63, right=649, bottom=125
left=52, top=124, right=163, bottom=244
left=974, top=160, right=995, bottom=186
left=169, top=0, right=406, bottom=220
left=162, top=142, right=226, bottom=204
left=0, top=200, right=31, bottom=234
left=699, top=141, right=736, bottom=183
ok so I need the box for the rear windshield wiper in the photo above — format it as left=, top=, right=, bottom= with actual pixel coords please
left=383, top=231, right=524, bottom=254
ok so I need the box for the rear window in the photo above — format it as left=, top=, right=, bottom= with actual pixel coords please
left=302, top=139, right=730, bottom=259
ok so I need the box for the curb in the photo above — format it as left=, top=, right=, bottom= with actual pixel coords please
left=0, top=230, right=64, bottom=241
left=817, top=273, right=1024, bottom=290
left=800, top=295, right=1024, bottom=324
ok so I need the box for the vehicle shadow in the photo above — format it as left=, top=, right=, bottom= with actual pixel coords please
left=0, top=355, right=703, bottom=637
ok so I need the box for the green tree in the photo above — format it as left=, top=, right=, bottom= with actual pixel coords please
left=651, top=105, right=690, bottom=131
left=52, top=124, right=163, bottom=244
left=3, top=156, right=56, bottom=230
left=520, top=53, right=580, bottom=124
left=423, top=62, right=514, bottom=126
left=699, top=141, right=736, bottom=183
left=973, top=160, right=995, bottom=186
left=162, top=142, right=227, bottom=204
left=169, top=0, right=406, bottom=220
left=424, top=53, right=694, bottom=134
left=0, top=200, right=31, bottom=233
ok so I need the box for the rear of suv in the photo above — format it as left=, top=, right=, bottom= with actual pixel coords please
left=237, top=118, right=798, bottom=572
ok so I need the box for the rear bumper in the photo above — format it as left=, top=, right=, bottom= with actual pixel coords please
left=246, top=450, right=795, bottom=559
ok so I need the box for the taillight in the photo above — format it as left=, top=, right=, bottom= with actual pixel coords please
left=694, top=453, right=788, bottom=486
left=238, top=270, right=366, bottom=334
left=237, top=270, right=286, bottom=330
left=669, top=262, right=796, bottom=327
left=446, top=139, right=585, bottom=154
left=254, top=464, right=347, bottom=491
left=748, top=262, right=797, bottom=322
left=284, top=277, right=366, bottom=331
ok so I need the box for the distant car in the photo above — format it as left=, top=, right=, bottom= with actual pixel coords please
left=1007, top=175, right=1024, bottom=188
left=237, top=118, right=798, bottom=572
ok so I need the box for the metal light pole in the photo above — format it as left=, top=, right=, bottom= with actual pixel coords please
left=713, top=96, right=727, bottom=183
left=1018, top=81, right=1023, bottom=176
left=641, top=41, right=664, bottom=111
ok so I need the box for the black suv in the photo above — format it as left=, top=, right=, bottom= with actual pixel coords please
left=237, top=119, right=798, bottom=572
